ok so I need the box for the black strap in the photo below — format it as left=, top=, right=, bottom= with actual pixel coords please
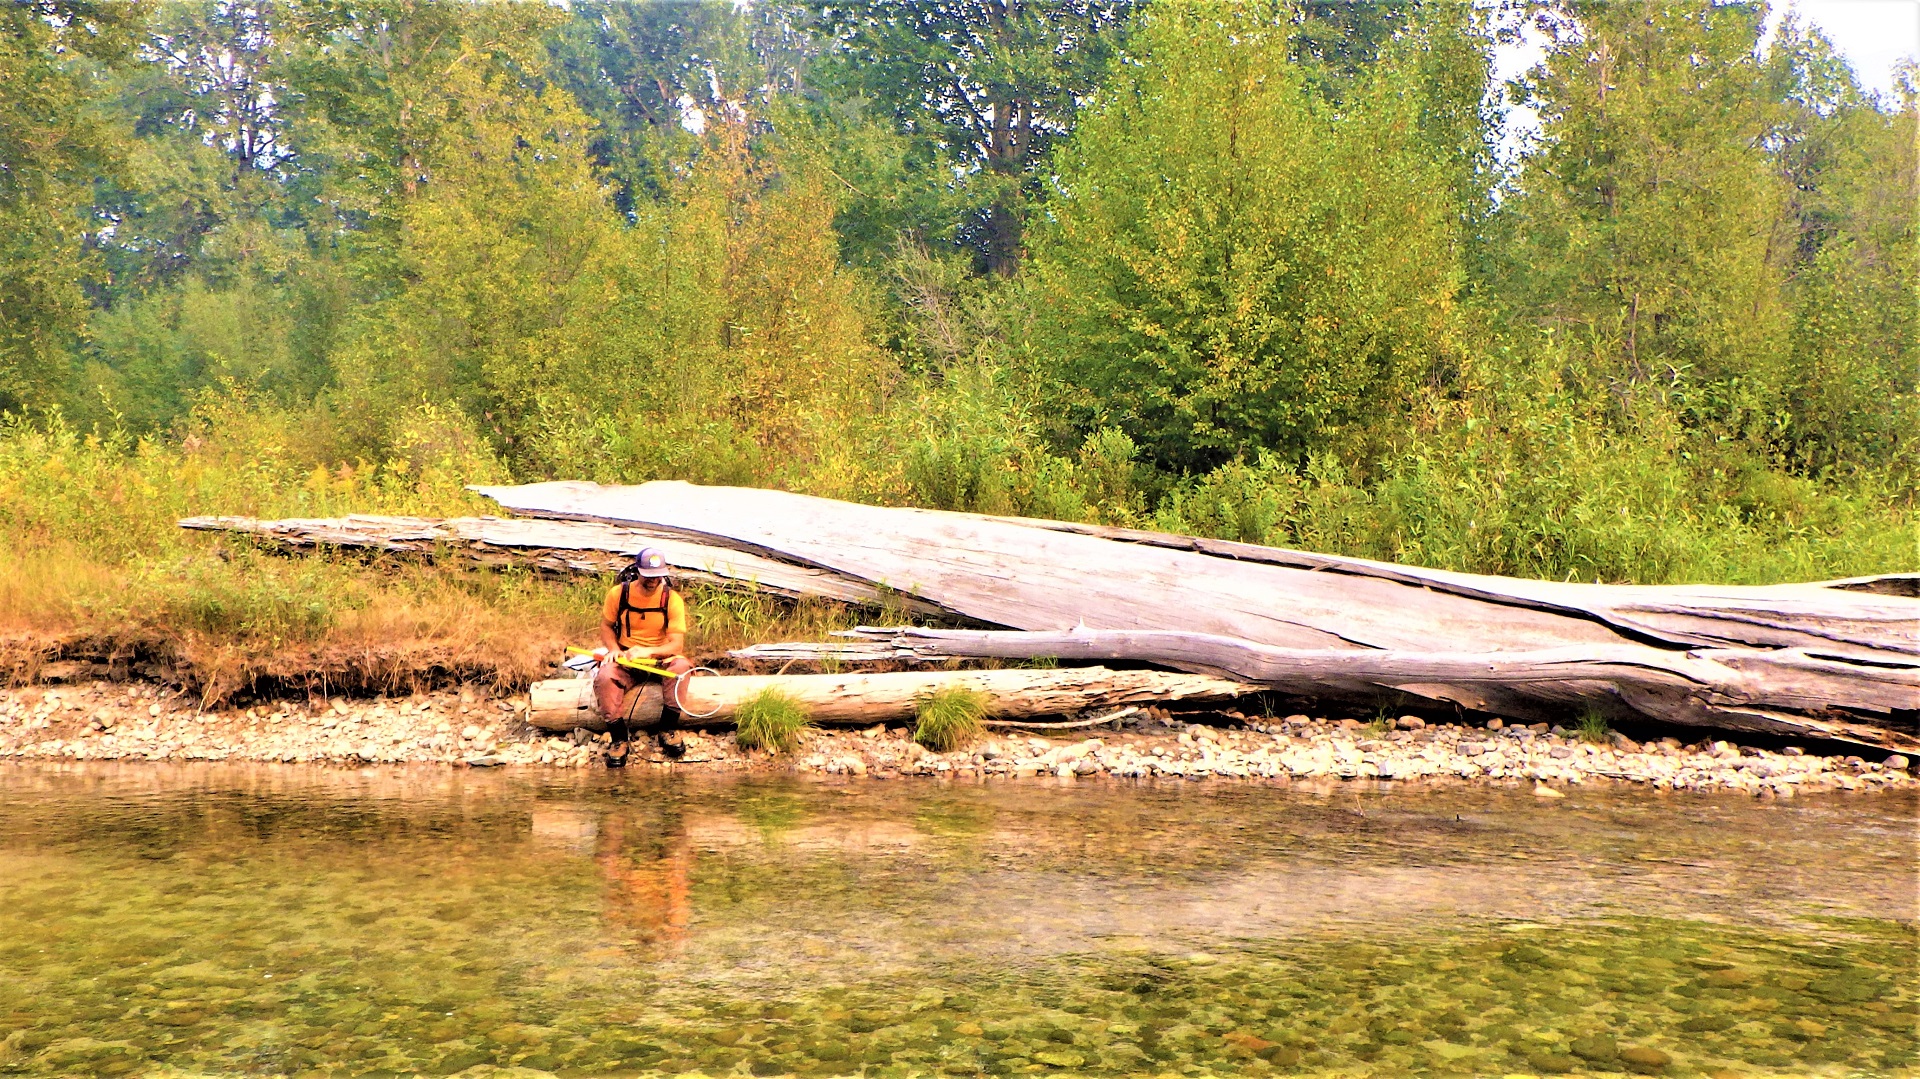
left=614, top=581, right=673, bottom=643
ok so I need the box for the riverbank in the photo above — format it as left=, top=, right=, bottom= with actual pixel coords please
left=2, top=679, right=1911, bottom=795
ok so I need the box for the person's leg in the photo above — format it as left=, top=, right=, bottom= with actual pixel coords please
left=593, top=659, right=637, bottom=719
left=654, top=657, right=696, bottom=758
left=593, top=661, right=642, bottom=766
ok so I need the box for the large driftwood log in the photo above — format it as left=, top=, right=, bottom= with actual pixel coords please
left=179, top=514, right=941, bottom=613
left=473, top=481, right=1918, bottom=657
left=471, top=481, right=1918, bottom=743
left=526, top=666, right=1261, bottom=732
left=828, top=627, right=1920, bottom=750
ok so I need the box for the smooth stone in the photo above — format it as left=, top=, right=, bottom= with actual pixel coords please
left=1620, top=1045, right=1673, bottom=1073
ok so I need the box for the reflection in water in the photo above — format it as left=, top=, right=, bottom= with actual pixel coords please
left=597, top=806, right=692, bottom=950
left=0, top=762, right=1912, bottom=1078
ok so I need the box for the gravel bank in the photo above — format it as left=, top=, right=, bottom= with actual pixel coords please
left=1, top=680, right=1911, bottom=795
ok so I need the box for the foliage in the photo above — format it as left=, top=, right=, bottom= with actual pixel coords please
left=0, top=0, right=1911, bottom=696
left=913, top=686, right=990, bottom=752
left=0, top=0, right=141, bottom=412
left=1576, top=710, right=1611, bottom=745
left=813, top=0, right=1138, bottom=273
left=732, top=689, right=814, bottom=754
left=1027, top=0, right=1472, bottom=473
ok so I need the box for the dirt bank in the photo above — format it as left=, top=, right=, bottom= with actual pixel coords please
left=1, top=680, right=1912, bottom=796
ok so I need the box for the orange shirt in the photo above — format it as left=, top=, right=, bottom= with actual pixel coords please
left=602, top=583, right=688, bottom=650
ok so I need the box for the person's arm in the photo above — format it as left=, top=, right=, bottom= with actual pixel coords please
left=639, top=591, right=688, bottom=659
left=641, top=632, right=685, bottom=660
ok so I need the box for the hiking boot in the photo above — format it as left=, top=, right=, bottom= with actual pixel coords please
left=656, top=729, right=686, bottom=759
left=603, top=721, right=633, bottom=768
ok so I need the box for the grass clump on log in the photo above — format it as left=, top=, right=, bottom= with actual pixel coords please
left=914, top=686, right=991, bottom=752
left=733, top=689, right=814, bottom=753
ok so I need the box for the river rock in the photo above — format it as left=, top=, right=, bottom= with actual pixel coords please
left=1619, top=1045, right=1672, bottom=1073
left=1569, top=1034, right=1618, bottom=1061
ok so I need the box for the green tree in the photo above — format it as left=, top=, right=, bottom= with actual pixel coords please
left=543, top=1, right=805, bottom=215
left=1501, top=1, right=1794, bottom=432
left=0, top=0, right=139, bottom=412
left=1764, top=20, right=1917, bottom=474
left=1027, top=0, right=1471, bottom=473
left=813, top=0, right=1137, bottom=274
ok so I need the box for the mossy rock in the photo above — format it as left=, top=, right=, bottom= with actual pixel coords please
left=1257, top=1045, right=1302, bottom=1066
left=1809, top=974, right=1883, bottom=1003
left=1526, top=1050, right=1579, bottom=1073
left=1619, top=1045, right=1673, bottom=1073
left=1569, top=1033, right=1618, bottom=1061
left=1679, top=1014, right=1735, bottom=1032
left=1032, top=1048, right=1086, bottom=1068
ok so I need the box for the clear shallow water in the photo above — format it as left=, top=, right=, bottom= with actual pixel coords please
left=0, top=764, right=1913, bottom=1078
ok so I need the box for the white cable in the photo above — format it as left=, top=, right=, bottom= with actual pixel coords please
left=669, top=667, right=724, bottom=719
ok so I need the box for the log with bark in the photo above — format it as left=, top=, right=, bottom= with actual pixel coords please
left=526, top=666, right=1260, bottom=732
left=472, top=481, right=1918, bottom=748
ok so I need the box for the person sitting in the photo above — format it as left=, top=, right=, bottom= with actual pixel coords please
left=594, top=547, right=693, bottom=766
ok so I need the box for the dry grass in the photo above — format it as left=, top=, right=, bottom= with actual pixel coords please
left=2, top=418, right=972, bottom=702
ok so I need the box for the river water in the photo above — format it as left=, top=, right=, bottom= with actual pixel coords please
left=0, top=763, right=1913, bottom=1077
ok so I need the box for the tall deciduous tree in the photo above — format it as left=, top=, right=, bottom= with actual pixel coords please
left=814, top=0, right=1136, bottom=274
left=1028, top=0, right=1472, bottom=473
left=0, top=0, right=139, bottom=412
left=1503, top=1, right=1794, bottom=430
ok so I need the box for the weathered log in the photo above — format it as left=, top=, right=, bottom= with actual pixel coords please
left=472, top=481, right=1919, bottom=658
left=178, top=514, right=941, bottom=613
left=832, top=627, right=1920, bottom=750
left=525, top=666, right=1261, bottom=732
left=470, top=480, right=1918, bottom=741
left=193, top=481, right=1908, bottom=742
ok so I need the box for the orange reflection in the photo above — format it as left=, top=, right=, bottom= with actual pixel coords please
left=595, top=808, right=693, bottom=950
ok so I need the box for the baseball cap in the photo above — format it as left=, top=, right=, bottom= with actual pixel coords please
left=633, top=547, right=670, bottom=578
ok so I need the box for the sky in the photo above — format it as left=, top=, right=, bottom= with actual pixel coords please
left=1490, top=0, right=1917, bottom=163
left=1764, top=0, right=1918, bottom=99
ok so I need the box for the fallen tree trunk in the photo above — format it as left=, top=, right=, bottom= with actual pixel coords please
left=470, top=480, right=1918, bottom=744
left=196, top=482, right=1913, bottom=743
left=526, top=666, right=1260, bottom=732
left=472, top=481, right=1919, bottom=658
left=179, top=514, right=941, bottom=613
left=827, top=627, right=1920, bottom=751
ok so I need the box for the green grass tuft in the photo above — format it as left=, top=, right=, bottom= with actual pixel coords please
left=1576, top=709, right=1612, bottom=744
left=914, top=686, right=991, bottom=752
left=733, top=689, right=814, bottom=753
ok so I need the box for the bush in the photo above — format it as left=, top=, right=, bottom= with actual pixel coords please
left=733, top=689, right=814, bottom=753
left=914, top=686, right=990, bottom=752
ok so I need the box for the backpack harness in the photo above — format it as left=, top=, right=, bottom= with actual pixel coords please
left=613, top=580, right=674, bottom=645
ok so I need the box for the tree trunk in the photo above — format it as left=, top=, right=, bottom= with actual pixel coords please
left=526, top=666, right=1260, bottom=732
left=178, top=514, right=942, bottom=613
left=470, top=480, right=1918, bottom=745
left=822, top=627, right=1919, bottom=751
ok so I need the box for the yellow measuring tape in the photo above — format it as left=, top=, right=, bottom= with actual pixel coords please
left=565, top=646, right=676, bottom=679
left=564, top=647, right=722, bottom=718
